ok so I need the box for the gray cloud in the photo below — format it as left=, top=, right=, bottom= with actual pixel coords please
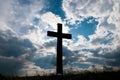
left=43, top=40, right=80, bottom=66
left=43, top=40, right=57, bottom=48
left=31, top=54, right=56, bottom=69
left=0, top=30, right=38, bottom=75
left=103, top=47, right=120, bottom=66
left=0, top=30, right=36, bottom=57
left=63, top=46, right=78, bottom=65
left=0, top=56, right=24, bottom=75
left=87, top=45, right=120, bottom=67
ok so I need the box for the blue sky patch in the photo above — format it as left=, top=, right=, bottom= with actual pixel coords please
left=69, top=17, right=98, bottom=40
left=40, top=0, right=65, bottom=19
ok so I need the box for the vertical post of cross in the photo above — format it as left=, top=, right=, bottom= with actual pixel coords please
left=57, top=24, right=63, bottom=75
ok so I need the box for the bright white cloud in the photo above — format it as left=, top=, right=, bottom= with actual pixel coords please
left=0, top=0, right=44, bottom=35
left=41, top=12, right=70, bottom=33
left=62, top=0, right=120, bottom=70
left=62, top=0, right=120, bottom=50
left=63, top=0, right=114, bottom=19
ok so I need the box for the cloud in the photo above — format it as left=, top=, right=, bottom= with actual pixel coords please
left=0, top=0, right=120, bottom=76
left=63, top=46, right=76, bottom=65
left=62, top=0, right=120, bottom=69
left=0, top=0, right=14, bottom=21
left=0, top=21, right=14, bottom=32
left=0, top=56, right=24, bottom=75
left=30, top=54, right=56, bottom=69
left=0, top=0, right=45, bottom=36
left=0, top=30, right=36, bottom=57
left=0, top=0, right=63, bottom=75
left=62, top=0, right=115, bottom=21
left=0, top=29, right=55, bottom=76
left=101, top=46, right=120, bottom=67
left=62, top=0, right=120, bottom=45
left=0, top=55, right=48, bottom=76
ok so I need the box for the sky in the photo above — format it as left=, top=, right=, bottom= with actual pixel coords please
left=0, top=0, right=120, bottom=76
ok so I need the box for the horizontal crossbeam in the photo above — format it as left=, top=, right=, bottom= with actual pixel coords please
left=47, top=31, right=72, bottom=39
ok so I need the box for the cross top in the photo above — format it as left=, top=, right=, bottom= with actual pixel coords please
left=47, top=23, right=71, bottom=39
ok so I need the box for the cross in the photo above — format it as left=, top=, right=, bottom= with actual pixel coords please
left=47, top=23, right=72, bottom=75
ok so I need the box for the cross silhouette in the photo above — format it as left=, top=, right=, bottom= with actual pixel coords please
left=47, top=23, right=72, bottom=75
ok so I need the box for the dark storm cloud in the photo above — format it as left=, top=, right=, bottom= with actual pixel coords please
left=0, top=30, right=37, bottom=75
left=103, top=47, right=120, bottom=66
left=29, top=40, right=57, bottom=69
left=31, top=54, right=56, bottom=69
left=91, top=32, right=114, bottom=45
left=88, top=46, right=120, bottom=67
left=62, top=46, right=79, bottom=65
left=0, top=56, right=24, bottom=75
left=0, top=30, right=36, bottom=57
left=44, top=40, right=79, bottom=66
left=86, top=58, right=105, bottom=65
left=71, top=62, right=90, bottom=69
left=30, top=40, right=80, bottom=69
left=43, top=40, right=57, bottom=48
